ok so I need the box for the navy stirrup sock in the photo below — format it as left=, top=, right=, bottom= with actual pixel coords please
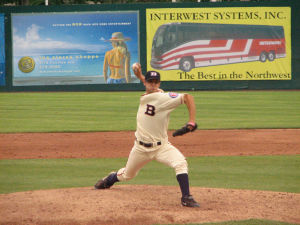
left=176, top=173, right=190, bottom=197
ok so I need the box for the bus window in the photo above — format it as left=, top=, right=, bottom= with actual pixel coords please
left=153, top=26, right=167, bottom=49
left=162, top=25, right=177, bottom=52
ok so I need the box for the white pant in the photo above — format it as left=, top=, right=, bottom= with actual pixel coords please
left=117, top=141, right=188, bottom=182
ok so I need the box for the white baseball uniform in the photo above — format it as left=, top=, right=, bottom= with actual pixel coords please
left=117, top=90, right=188, bottom=182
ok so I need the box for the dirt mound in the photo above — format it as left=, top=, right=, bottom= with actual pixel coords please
left=1, top=185, right=299, bottom=225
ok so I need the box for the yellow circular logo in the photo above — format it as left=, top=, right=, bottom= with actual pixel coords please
left=18, top=56, right=35, bottom=73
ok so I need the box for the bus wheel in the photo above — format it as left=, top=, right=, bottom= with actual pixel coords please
left=259, top=52, right=267, bottom=62
left=268, top=51, right=276, bottom=61
left=179, top=57, right=194, bottom=72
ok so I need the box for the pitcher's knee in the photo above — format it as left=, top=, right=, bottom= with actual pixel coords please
left=117, top=168, right=137, bottom=182
left=174, top=160, right=188, bottom=175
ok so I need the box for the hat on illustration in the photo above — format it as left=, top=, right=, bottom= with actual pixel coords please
left=107, top=32, right=131, bottom=42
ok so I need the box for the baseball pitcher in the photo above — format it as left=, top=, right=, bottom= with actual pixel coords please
left=95, top=63, right=199, bottom=207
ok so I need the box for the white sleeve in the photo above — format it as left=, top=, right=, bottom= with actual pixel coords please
left=160, top=92, right=184, bottom=110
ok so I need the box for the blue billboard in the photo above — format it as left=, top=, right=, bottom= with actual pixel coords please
left=0, top=14, right=5, bottom=86
left=12, top=12, right=139, bottom=86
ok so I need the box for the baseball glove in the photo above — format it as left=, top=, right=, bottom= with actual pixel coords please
left=172, top=122, right=198, bottom=137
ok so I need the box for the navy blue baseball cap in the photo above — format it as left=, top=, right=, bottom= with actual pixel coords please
left=145, top=71, right=160, bottom=82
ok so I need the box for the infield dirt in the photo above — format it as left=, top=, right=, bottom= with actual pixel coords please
left=0, top=129, right=300, bottom=225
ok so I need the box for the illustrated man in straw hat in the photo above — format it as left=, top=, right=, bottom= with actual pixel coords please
left=103, top=32, right=131, bottom=84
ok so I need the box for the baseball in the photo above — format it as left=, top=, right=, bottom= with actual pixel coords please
left=132, top=63, right=139, bottom=72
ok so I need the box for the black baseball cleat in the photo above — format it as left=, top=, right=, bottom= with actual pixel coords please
left=181, top=195, right=200, bottom=208
left=94, top=172, right=117, bottom=189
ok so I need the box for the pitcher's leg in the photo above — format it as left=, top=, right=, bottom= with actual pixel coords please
left=154, top=143, right=188, bottom=175
left=155, top=143, right=199, bottom=207
left=117, top=144, right=152, bottom=182
left=95, top=144, right=151, bottom=189
left=154, top=143, right=190, bottom=195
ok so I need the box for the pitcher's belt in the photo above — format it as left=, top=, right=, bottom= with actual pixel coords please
left=138, top=140, right=161, bottom=148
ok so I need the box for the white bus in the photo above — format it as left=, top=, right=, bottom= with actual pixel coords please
left=150, top=23, right=286, bottom=72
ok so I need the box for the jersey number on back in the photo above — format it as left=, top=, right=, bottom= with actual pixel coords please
left=145, top=104, right=155, bottom=116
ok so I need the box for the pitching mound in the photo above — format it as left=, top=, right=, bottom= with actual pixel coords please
left=1, top=185, right=300, bottom=225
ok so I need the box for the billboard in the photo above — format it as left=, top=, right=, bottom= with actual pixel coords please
left=12, top=11, right=139, bottom=86
left=146, top=7, right=291, bottom=81
left=0, top=14, right=5, bottom=86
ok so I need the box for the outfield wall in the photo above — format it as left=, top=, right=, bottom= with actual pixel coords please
left=0, top=0, right=299, bottom=91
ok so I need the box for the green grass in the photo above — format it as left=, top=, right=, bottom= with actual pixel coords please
left=0, top=92, right=140, bottom=132
left=1, top=155, right=299, bottom=194
left=0, top=91, right=299, bottom=132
